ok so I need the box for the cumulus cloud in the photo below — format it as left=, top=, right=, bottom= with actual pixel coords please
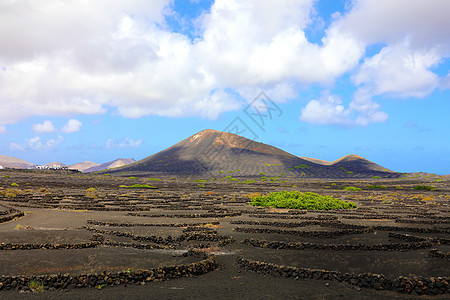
left=61, top=119, right=82, bottom=133
left=300, top=94, right=350, bottom=125
left=353, top=42, right=440, bottom=98
left=10, top=136, right=64, bottom=152
left=299, top=92, right=388, bottom=126
left=0, top=125, right=6, bottom=134
left=105, top=138, right=143, bottom=149
left=299, top=0, right=449, bottom=126
left=32, top=120, right=57, bottom=134
left=0, top=0, right=448, bottom=126
left=332, top=0, right=450, bottom=54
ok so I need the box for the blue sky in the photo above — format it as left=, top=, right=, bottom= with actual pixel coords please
left=0, top=0, right=449, bottom=174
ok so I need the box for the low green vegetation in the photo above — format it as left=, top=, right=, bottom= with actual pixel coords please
left=294, top=164, right=309, bottom=169
left=413, top=185, right=436, bottom=191
left=371, top=176, right=382, bottom=179
left=346, top=171, right=354, bottom=174
left=287, top=168, right=293, bottom=171
left=10, top=182, right=19, bottom=187
left=433, top=179, right=443, bottom=182
left=128, top=177, right=138, bottom=179
left=259, top=172, right=266, bottom=175
left=343, top=186, right=361, bottom=191
left=28, top=280, right=44, bottom=293
left=4, top=175, right=11, bottom=178
left=85, top=188, right=99, bottom=199
left=250, top=191, right=356, bottom=210
left=124, top=184, right=157, bottom=189
left=193, top=179, right=208, bottom=183
left=367, top=185, right=388, bottom=189
left=148, top=178, right=161, bottom=181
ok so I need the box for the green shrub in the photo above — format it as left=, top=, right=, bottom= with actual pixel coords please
left=229, top=178, right=239, bottom=181
left=346, top=171, right=354, bottom=174
left=343, top=186, right=361, bottom=191
left=433, top=179, right=443, bottom=182
left=148, top=178, right=161, bottom=181
left=250, top=191, right=356, bottom=210
left=287, top=168, right=293, bottom=171
left=367, top=185, right=387, bottom=189
left=294, top=164, right=309, bottom=169
left=126, top=184, right=157, bottom=189
left=128, top=177, right=138, bottom=179
left=198, top=184, right=205, bottom=188
left=28, top=280, right=44, bottom=293
left=193, top=179, right=208, bottom=183
left=259, top=172, right=266, bottom=175
left=10, top=182, right=18, bottom=187
left=371, top=176, right=382, bottom=179
left=86, top=187, right=99, bottom=199
left=228, top=170, right=234, bottom=173
left=4, top=175, right=11, bottom=179
left=270, top=177, right=279, bottom=181
left=260, top=177, right=268, bottom=181
left=339, top=167, right=345, bottom=171
left=413, top=185, right=436, bottom=191
left=236, top=169, right=241, bottom=172
left=280, top=173, right=286, bottom=176
left=218, top=171, right=225, bottom=174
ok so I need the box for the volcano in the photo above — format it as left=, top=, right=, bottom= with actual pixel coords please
left=104, top=129, right=399, bottom=178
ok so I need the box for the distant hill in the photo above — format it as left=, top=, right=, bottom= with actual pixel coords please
left=300, top=157, right=332, bottom=165
left=85, top=158, right=136, bottom=173
left=0, top=155, right=35, bottom=169
left=68, top=161, right=99, bottom=172
left=104, top=129, right=399, bottom=178
left=331, top=154, right=394, bottom=173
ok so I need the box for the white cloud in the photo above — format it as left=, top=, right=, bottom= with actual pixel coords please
left=0, top=125, right=6, bottom=134
left=299, top=94, right=351, bottom=126
left=10, top=136, right=64, bottom=151
left=333, top=0, right=450, bottom=55
left=61, top=119, right=82, bottom=133
left=0, top=0, right=448, bottom=126
left=299, top=92, right=388, bottom=126
left=105, top=138, right=143, bottom=149
left=32, top=120, right=57, bottom=134
left=440, top=73, right=450, bottom=90
left=353, top=42, right=440, bottom=98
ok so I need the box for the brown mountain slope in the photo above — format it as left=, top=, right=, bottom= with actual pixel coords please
left=68, top=161, right=100, bottom=172
left=0, top=155, right=35, bottom=169
left=106, top=129, right=399, bottom=178
left=331, top=154, right=394, bottom=173
left=300, top=157, right=332, bottom=165
left=85, top=158, right=136, bottom=173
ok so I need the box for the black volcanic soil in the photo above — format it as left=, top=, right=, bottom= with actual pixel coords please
left=0, top=169, right=449, bottom=299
